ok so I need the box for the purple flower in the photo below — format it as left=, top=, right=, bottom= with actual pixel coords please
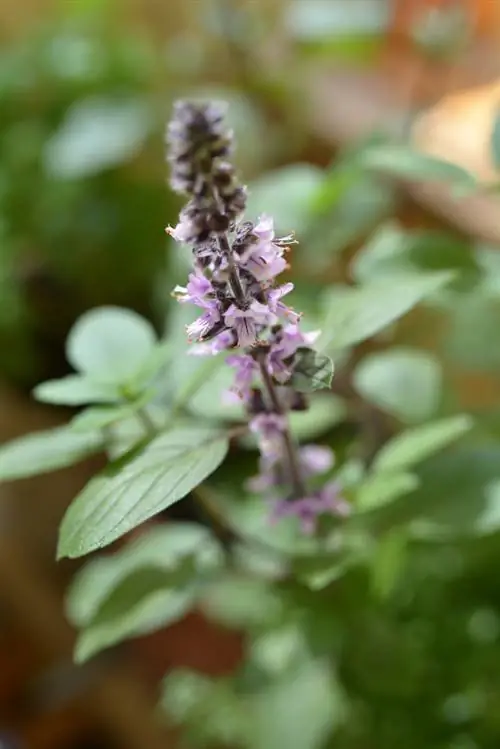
left=224, top=301, right=277, bottom=347
left=166, top=216, right=193, bottom=243
left=227, top=354, right=257, bottom=397
left=188, top=329, right=235, bottom=356
left=239, top=243, right=288, bottom=282
left=173, top=271, right=213, bottom=307
left=254, top=215, right=274, bottom=243
left=186, top=304, right=221, bottom=341
left=266, top=283, right=300, bottom=323
left=319, top=481, right=351, bottom=517
left=250, top=412, right=286, bottom=461
left=299, top=445, right=335, bottom=478
left=271, top=484, right=350, bottom=535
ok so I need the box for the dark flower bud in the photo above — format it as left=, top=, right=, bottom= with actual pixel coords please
left=246, top=388, right=267, bottom=415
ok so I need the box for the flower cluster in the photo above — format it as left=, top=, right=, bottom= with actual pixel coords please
left=166, top=100, right=350, bottom=534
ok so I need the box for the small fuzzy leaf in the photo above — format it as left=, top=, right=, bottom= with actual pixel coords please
left=0, top=428, right=102, bottom=482
left=66, top=306, right=157, bottom=385
left=374, top=415, right=473, bottom=473
left=292, top=348, right=334, bottom=393
left=57, top=426, right=229, bottom=558
left=33, top=375, right=120, bottom=406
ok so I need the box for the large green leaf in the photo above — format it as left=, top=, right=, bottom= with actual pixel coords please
left=66, top=306, right=157, bottom=385
left=44, top=97, right=152, bottom=178
left=358, top=144, right=476, bottom=188
left=353, top=348, right=442, bottom=423
left=0, top=428, right=103, bottom=482
left=74, top=577, right=194, bottom=662
left=57, top=426, right=229, bottom=558
left=373, top=415, right=473, bottom=473
left=319, top=272, right=454, bottom=352
left=356, top=471, right=420, bottom=513
left=33, top=375, right=121, bottom=406
left=67, top=523, right=222, bottom=627
left=248, top=660, right=345, bottom=749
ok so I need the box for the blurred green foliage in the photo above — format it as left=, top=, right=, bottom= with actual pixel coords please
left=4, top=2, right=500, bottom=749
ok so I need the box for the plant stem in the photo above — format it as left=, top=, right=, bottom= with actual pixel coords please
left=137, top=407, right=156, bottom=437
left=217, top=232, right=246, bottom=305
left=256, top=353, right=306, bottom=500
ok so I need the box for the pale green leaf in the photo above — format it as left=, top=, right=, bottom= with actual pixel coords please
left=67, top=523, right=222, bottom=627
left=319, top=272, right=454, bottom=352
left=75, top=584, right=194, bottom=662
left=475, top=479, right=500, bottom=535
left=200, top=575, right=284, bottom=630
left=373, top=415, right=473, bottom=473
left=371, top=529, right=407, bottom=600
left=353, top=348, right=442, bottom=423
left=33, top=375, right=120, bottom=406
left=44, top=97, right=152, bottom=178
left=66, top=306, right=157, bottom=384
left=0, top=428, right=102, bottom=482
left=359, top=144, right=476, bottom=187
left=57, top=426, right=229, bottom=558
left=69, top=392, right=155, bottom=432
left=249, top=660, right=345, bottom=749
left=356, top=472, right=420, bottom=512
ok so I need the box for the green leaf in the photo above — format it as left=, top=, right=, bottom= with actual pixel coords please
left=352, top=223, right=479, bottom=289
left=373, top=415, right=473, bottom=473
left=200, top=575, right=284, bottom=631
left=33, top=375, right=121, bottom=406
left=319, top=272, right=454, bottom=352
left=353, top=348, right=442, bottom=423
left=57, top=426, right=229, bottom=558
left=69, top=391, right=155, bottom=432
left=371, top=529, right=407, bottom=600
left=0, top=428, right=102, bottom=482
left=356, top=472, right=420, bottom=512
left=66, top=306, right=157, bottom=385
left=358, top=144, right=476, bottom=188
left=246, top=164, right=324, bottom=234
left=291, top=348, right=334, bottom=393
left=44, top=97, right=152, bottom=178
left=249, top=660, right=345, bottom=749
left=74, top=580, right=194, bottom=662
left=67, top=523, right=222, bottom=627
left=475, top=479, right=500, bottom=535
left=491, top=109, right=500, bottom=170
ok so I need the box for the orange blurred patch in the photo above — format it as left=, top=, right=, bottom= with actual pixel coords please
left=412, top=78, right=500, bottom=182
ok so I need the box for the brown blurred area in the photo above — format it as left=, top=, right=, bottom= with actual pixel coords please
left=2, top=0, right=500, bottom=747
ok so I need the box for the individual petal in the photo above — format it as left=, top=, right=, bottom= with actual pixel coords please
left=186, top=305, right=220, bottom=340
left=254, top=214, right=275, bottom=243
left=299, top=445, right=335, bottom=477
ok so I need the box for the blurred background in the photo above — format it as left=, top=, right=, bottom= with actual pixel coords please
left=3, top=0, right=500, bottom=747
